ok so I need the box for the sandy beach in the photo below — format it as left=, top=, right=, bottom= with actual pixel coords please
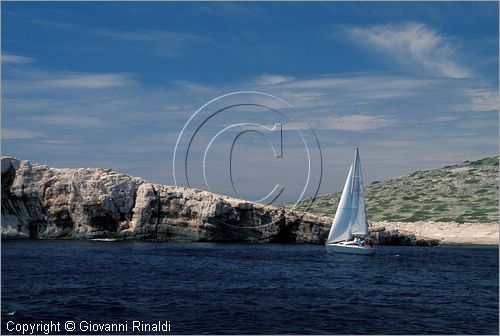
left=371, top=221, right=499, bottom=245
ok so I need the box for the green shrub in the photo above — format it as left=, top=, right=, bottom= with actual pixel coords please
left=402, top=195, right=420, bottom=201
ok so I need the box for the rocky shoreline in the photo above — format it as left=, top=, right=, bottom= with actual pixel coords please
left=371, top=221, right=498, bottom=246
left=2, top=157, right=494, bottom=246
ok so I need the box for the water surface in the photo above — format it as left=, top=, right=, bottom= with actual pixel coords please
left=2, top=241, right=498, bottom=334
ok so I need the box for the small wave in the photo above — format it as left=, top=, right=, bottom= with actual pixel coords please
left=91, top=238, right=119, bottom=242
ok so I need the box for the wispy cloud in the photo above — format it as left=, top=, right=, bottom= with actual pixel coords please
left=92, top=29, right=198, bottom=43
left=433, top=116, right=457, bottom=122
left=285, top=115, right=395, bottom=131
left=171, top=80, right=212, bottom=93
left=40, top=139, right=83, bottom=145
left=6, top=70, right=137, bottom=92
left=270, top=75, right=433, bottom=100
left=31, top=19, right=78, bottom=30
left=461, top=88, right=499, bottom=112
left=31, top=20, right=203, bottom=58
left=42, top=73, right=137, bottom=89
left=2, top=129, right=42, bottom=140
left=345, top=23, right=470, bottom=78
left=33, top=115, right=103, bottom=127
left=254, top=74, right=295, bottom=86
left=1, top=60, right=199, bottom=134
left=2, top=56, right=497, bottom=195
left=93, top=29, right=204, bottom=57
left=2, top=54, right=35, bottom=64
left=319, top=115, right=394, bottom=131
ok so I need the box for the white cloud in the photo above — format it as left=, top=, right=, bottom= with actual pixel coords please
left=346, top=23, right=470, bottom=78
left=41, top=139, right=83, bottom=145
left=31, top=20, right=203, bottom=58
left=91, top=29, right=204, bottom=57
left=433, top=116, right=457, bottom=122
left=2, top=54, right=35, bottom=64
left=93, top=29, right=199, bottom=44
left=2, top=129, right=41, bottom=139
left=5, top=70, right=138, bottom=92
left=43, top=73, right=137, bottom=89
left=463, top=88, right=499, bottom=112
left=322, top=115, right=395, bottom=131
left=254, top=74, right=295, bottom=86
left=34, top=115, right=103, bottom=127
left=262, top=74, right=433, bottom=102
left=2, top=58, right=497, bottom=195
left=172, top=80, right=212, bottom=93
left=285, top=115, right=395, bottom=131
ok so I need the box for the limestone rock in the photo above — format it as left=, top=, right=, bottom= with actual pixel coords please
left=1, top=157, right=436, bottom=245
left=1, top=157, right=332, bottom=243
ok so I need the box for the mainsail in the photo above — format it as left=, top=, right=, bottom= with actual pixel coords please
left=326, top=149, right=368, bottom=243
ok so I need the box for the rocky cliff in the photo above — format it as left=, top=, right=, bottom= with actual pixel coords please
left=1, top=157, right=437, bottom=245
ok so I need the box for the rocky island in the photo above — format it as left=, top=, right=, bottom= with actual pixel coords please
left=2, top=157, right=497, bottom=245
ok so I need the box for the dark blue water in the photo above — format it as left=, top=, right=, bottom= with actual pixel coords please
left=1, top=241, right=498, bottom=334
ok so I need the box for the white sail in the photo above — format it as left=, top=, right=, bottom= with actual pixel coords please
left=350, top=149, right=368, bottom=235
left=326, top=164, right=354, bottom=243
left=326, top=148, right=369, bottom=243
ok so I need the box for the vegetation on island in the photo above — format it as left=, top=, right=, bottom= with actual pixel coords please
left=287, top=156, right=499, bottom=224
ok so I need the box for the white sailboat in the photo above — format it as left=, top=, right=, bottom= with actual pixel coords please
left=325, top=148, right=374, bottom=255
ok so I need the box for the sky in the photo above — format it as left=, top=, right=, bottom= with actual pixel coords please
left=2, top=1, right=499, bottom=204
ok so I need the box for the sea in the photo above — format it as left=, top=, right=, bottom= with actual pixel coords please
left=1, top=240, right=498, bottom=335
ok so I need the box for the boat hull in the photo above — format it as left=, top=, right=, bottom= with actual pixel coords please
left=325, top=242, right=375, bottom=255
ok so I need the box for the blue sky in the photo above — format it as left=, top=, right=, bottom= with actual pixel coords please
left=2, top=1, right=498, bottom=203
